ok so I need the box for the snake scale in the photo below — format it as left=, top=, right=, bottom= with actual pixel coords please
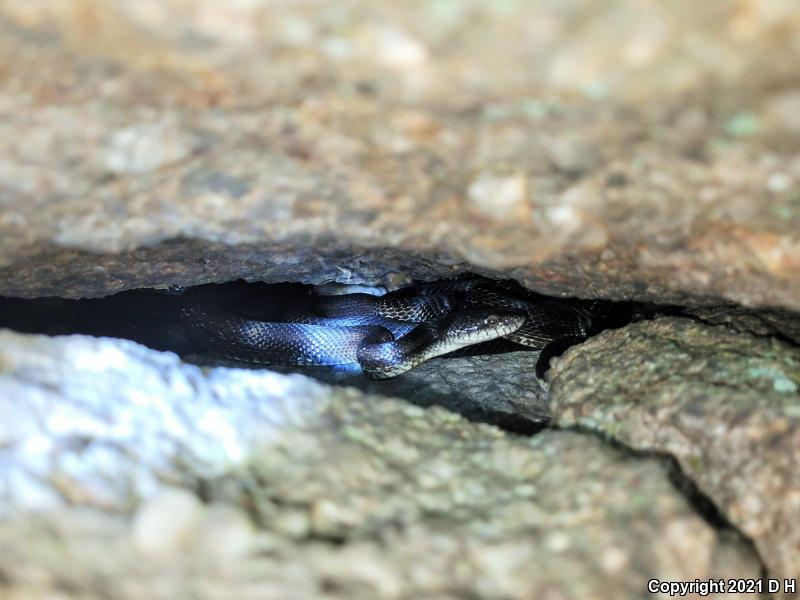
left=178, top=276, right=631, bottom=379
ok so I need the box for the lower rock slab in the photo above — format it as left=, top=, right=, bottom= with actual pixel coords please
left=549, top=317, right=800, bottom=590
left=0, top=330, right=761, bottom=598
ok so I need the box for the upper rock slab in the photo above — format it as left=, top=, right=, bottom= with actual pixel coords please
left=1, top=1, right=798, bottom=307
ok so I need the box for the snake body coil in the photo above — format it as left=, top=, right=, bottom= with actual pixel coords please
left=178, top=276, right=629, bottom=379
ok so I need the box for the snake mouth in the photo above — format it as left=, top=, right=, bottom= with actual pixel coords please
left=439, top=309, right=527, bottom=344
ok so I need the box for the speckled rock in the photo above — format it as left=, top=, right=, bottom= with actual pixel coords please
left=548, top=317, right=800, bottom=586
left=0, top=330, right=760, bottom=599
left=204, top=349, right=549, bottom=433
left=0, top=1, right=799, bottom=309
left=688, top=304, right=800, bottom=346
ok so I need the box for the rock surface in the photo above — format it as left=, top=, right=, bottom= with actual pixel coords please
left=548, top=317, right=800, bottom=585
left=0, top=0, right=799, bottom=309
left=200, top=349, right=549, bottom=433
left=0, top=331, right=760, bottom=599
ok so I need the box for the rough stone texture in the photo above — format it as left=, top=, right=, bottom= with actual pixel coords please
left=0, top=330, right=759, bottom=599
left=196, top=349, right=549, bottom=433
left=0, top=0, right=799, bottom=309
left=548, top=317, right=800, bottom=586
left=688, top=304, right=800, bottom=346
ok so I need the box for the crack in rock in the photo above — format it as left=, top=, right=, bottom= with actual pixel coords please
left=548, top=317, right=800, bottom=590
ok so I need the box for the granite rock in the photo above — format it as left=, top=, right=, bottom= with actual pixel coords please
left=200, top=349, right=549, bottom=434
left=0, top=1, right=798, bottom=309
left=548, top=317, right=800, bottom=586
left=0, top=330, right=760, bottom=599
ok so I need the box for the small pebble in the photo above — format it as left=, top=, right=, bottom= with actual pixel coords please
left=544, top=136, right=600, bottom=175
left=606, top=172, right=628, bottom=187
left=467, top=173, right=528, bottom=219
left=724, top=112, right=761, bottom=137
left=362, top=26, right=429, bottom=68
left=195, top=504, right=255, bottom=562
left=767, top=173, right=792, bottom=193
left=132, top=488, right=203, bottom=556
left=103, top=122, right=192, bottom=175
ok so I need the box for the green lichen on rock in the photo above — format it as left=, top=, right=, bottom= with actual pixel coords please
left=548, top=317, right=800, bottom=584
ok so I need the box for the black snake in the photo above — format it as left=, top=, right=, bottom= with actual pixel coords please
left=178, top=276, right=631, bottom=379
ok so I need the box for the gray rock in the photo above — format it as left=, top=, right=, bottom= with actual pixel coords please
left=688, top=304, right=800, bottom=346
left=0, top=330, right=336, bottom=514
left=0, top=331, right=760, bottom=599
left=548, top=317, right=800, bottom=585
left=199, top=349, right=549, bottom=433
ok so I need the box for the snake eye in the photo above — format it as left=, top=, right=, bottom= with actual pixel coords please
left=485, top=314, right=500, bottom=325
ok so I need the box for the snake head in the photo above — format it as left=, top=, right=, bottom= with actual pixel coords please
left=438, top=309, right=526, bottom=344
